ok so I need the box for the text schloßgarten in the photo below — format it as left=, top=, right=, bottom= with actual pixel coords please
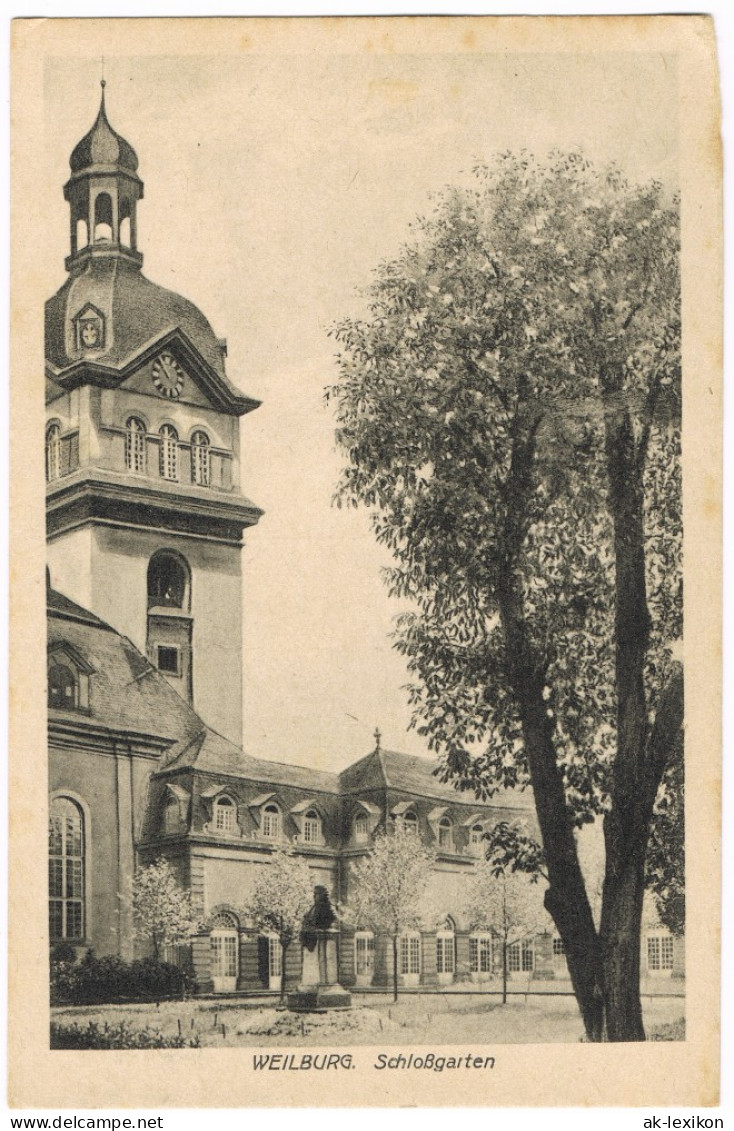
left=252, top=1053, right=495, bottom=1073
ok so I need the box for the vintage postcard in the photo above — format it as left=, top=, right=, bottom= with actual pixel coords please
left=9, top=14, right=722, bottom=1109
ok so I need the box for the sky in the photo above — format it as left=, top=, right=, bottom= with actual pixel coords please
left=43, top=45, right=679, bottom=772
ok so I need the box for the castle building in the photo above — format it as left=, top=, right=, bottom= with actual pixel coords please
left=46, top=87, right=682, bottom=994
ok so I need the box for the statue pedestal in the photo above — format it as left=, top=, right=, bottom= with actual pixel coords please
left=287, top=929, right=352, bottom=1013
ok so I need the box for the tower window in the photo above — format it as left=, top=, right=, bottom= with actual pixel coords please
left=156, top=645, right=180, bottom=675
left=191, top=431, right=211, bottom=487
left=147, top=553, right=189, bottom=610
left=119, top=198, right=132, bottom=248
left=76, top=217, right=89, bottom=251
left=93, top=192, right=113, bottom=242
left=49, top=797, right=85, bottom=942
left=125, top=417, right=146, bottom=473
left=45, top=424, right=61, bottom=482
left=159, top=425, right=179, bottom=481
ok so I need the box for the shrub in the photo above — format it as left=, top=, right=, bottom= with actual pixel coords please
left=51, top=950, right=190, bottom=1005
left=50, top=1021, right=199, bottom=1050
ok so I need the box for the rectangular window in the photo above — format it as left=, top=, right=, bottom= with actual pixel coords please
left=647, top=934, right=674, bottom=972
left=355, top=934, right=375, bottom=977
left=470, top=936, right=492, bottom=973
left=508, top=940, right=534, bottom=973
left=268, top=937, right=282, bottom=978
left=399, top=935, right=421, bottom=975
left=157, top=645, right=180, bottom=675
left=553, top=936, right=565, bottom=956
left=437, top=936, right=455, bottom=974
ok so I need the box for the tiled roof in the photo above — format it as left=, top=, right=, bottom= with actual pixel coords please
left=161, top=729, right=340, bottom=794
left=48, top=588, right=203, bottom=744
left=342, top=747, right=534, bottom=811
left=45, top=258, right=248, bottom=404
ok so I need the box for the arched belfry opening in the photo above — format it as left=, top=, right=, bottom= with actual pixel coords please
left=146, top=550, right=193, bottom=703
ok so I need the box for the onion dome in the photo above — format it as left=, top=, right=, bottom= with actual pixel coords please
left=69, top=81, right=138, bottom=173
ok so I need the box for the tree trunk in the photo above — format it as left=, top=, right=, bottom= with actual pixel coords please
left=392, top=935, right=399, bottom=1003
left=598, top=362, right=683, bottom=1040
left=497, top=407, right=605, bottom=1040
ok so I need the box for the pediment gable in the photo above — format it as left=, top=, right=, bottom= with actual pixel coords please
left=52, top=327, right=259, bottom=417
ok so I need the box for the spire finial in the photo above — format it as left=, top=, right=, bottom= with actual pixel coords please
left=374, top=727, right=382, bottom=752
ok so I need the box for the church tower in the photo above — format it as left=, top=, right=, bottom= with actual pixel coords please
left=45, top=84, right=262, bottom=747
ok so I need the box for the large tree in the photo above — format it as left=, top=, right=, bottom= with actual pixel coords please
left=328, top=151, right=682, bottom=1040
left=343, top=821, right=435, bottom=1002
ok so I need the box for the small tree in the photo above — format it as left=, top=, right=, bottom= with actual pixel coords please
left=343, top=821, right=435, bottom=1002
left=463, top=857, right=547, bottom=1004
left=132, top=858, right=202, bottom=994
left=245, top=846, right=315, bottom=1003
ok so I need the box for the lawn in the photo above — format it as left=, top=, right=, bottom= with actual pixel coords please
left=51, top=991, right=684, bottom=1047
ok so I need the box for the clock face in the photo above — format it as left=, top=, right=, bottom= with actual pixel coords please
left=152, top=353, right=184, bottom=399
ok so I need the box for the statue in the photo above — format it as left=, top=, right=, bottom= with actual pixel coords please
left=287, top=885, right=351, bottom=1012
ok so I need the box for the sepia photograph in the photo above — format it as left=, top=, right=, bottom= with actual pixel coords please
left=8, top=13, right=722, bottom=1109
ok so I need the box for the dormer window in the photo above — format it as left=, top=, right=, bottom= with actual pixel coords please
left=48, top=663, right=77, bottom=710
left=191, top=431, right=210, bottom=487
left=470, top=824, right=485, bottom=856
left=214, top=795, right=237, bottom=834
left=302, top=810, right=322, bottom=844
left=402, top=810, right=418, bottom=836
left=262, top=803, right=281, bottom=840
left=47, top=644, right=92, bottom=712
left=438, top=816, right=453, bottom=851
left=354, top=814, right=369, bottom=843
left=164, top=795, right=180, bottom=833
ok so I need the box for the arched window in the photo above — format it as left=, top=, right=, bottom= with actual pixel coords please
left=159, top=425, right=179, bottom=481
left=436, top=918, right=456, bottom=982
left=147, top=552, right=189, bottom=610
left=49, top=797, right=85, bottom=941
left=119, top=199, right=132, bottom=248
left=93, top=192, right=113, bottom=242
left=262, top=803, right=280, bottom=840
left=76, top=217, right=89, bottom=251
left=302, top=809, right=321, bottom=844
left=210, top=911, right=239, bottom=991
left=354, top=814, right=369, bottom=843
left=125, top=417, right=146, bottom=473
left=214, top=795, right=237, bottom=834
left=438, top=816, right=453, bottom=850
left=191, top=431, right=211, bottom=487
left=402, top=810, right=418, bottom=836
left=45, top=423, right=61, bottom=483
left=470, top=824, right=484, bottom=855
left=48, top=662, right=77, bottom=710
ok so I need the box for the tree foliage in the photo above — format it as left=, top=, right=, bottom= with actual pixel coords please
left=245, top=846, right=315, bottom=1000
left=328, top=150, right=682, bottom=1040
left=132, top=857, right=202, bottom=961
